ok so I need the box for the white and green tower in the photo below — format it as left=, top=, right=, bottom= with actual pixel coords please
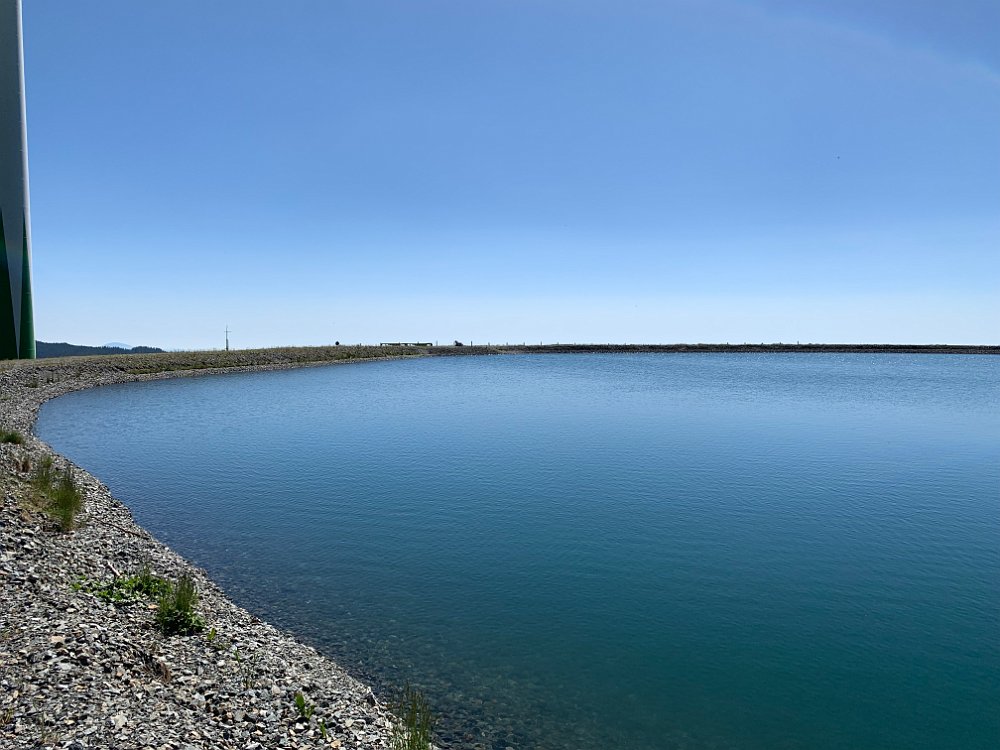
left=0, top=0, right=34, bottom=359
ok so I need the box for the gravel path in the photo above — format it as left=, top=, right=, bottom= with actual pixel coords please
left=0, top=349, right=430, bottom=750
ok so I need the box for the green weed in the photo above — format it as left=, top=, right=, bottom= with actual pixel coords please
left=155, top=574, right=206, bottom=636
left=294, top=692, right=315, bottom=721
left=50, top=470, right=84, bottom=532
left=234, top=647, right=261, bottom=689
left=31, top=456, right=83, bottom=531
left=30, top=455, right=55, bottom=491
left=391, top=683, right=436, bottom=750
left=206, top=627, right=236, bottom=654
left=0, top=430, right=23, bottom=444
left=74, top=566, right=171, bottom=604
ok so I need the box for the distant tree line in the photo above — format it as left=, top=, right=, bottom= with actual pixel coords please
left=35, top=341, right=165, bottom=358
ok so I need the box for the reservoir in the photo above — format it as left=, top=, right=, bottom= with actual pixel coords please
left=36, top=353, right=1000, bottom=750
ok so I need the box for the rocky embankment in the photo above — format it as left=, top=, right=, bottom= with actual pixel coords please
left=0, top=347, right=429, bottom=750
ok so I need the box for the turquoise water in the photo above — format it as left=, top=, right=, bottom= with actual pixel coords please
left=37, top=354, right=999, bottom=750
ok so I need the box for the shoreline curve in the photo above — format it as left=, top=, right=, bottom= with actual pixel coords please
left=1, top=347, right=433, bottom=750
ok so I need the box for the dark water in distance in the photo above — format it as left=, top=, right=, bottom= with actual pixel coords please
left=37, top=354, right=1000, bottom=750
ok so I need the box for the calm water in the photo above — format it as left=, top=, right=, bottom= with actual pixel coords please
left=37, top=354, right=999, bottom=750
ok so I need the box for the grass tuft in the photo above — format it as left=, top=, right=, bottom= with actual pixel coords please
left=0, top=430, right=23, bottom=444
left=234, top=647, right=262, bottom=689
left=50, top=470, right=84, bottom=533
left=30, top=456, right=83, bottom=532
left=155, top=574, right=206, bottom=636
left=31, top=455, right=55, bottom=491
left=391, top=683, right=436, bottom=750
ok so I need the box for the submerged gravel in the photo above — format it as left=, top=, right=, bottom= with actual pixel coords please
left=0, top=349, right=428, bottom=750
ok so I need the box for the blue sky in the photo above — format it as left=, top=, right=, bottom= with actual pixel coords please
left=22, top=0, right=1000, bottom=348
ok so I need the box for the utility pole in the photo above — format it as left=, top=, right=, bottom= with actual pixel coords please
left=225, top=326, right=230, bottom=352
left=0, top=0, right=35, bottom=359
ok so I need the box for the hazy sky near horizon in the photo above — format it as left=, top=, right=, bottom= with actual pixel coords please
left=22, top=0, right=1000, bottom=349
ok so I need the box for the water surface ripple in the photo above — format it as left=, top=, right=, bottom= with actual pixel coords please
left=37, top=354, right=1000, bottom=750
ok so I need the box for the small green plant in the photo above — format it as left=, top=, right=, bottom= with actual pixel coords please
left=294, top=692, right=315, bottom=721
left=391, top=683, right=435, bottom=750
left=155, top=574, right=206, bottom=636
left=0, top=430, right=23, bottom=444
left=75, top=566, right=171, bottom=604
left=132, top=565, right=170, bottom=597
left=233, top=647, right=262, bottom=689
left=206, top=628, right=234, bottom=652
left=50, top=470, right=84, bottom=532
left=31, top=455, right=55, bottom=491
left=318, top=719, right=328, bottom=739
left=31, top=457, right=83, bottom=531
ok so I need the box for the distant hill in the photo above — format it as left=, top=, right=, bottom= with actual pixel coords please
left=36, top=341, right=165, bottom=358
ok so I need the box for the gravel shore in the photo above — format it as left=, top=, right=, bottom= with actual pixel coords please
left=0, top=348, right=431, bottom=750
